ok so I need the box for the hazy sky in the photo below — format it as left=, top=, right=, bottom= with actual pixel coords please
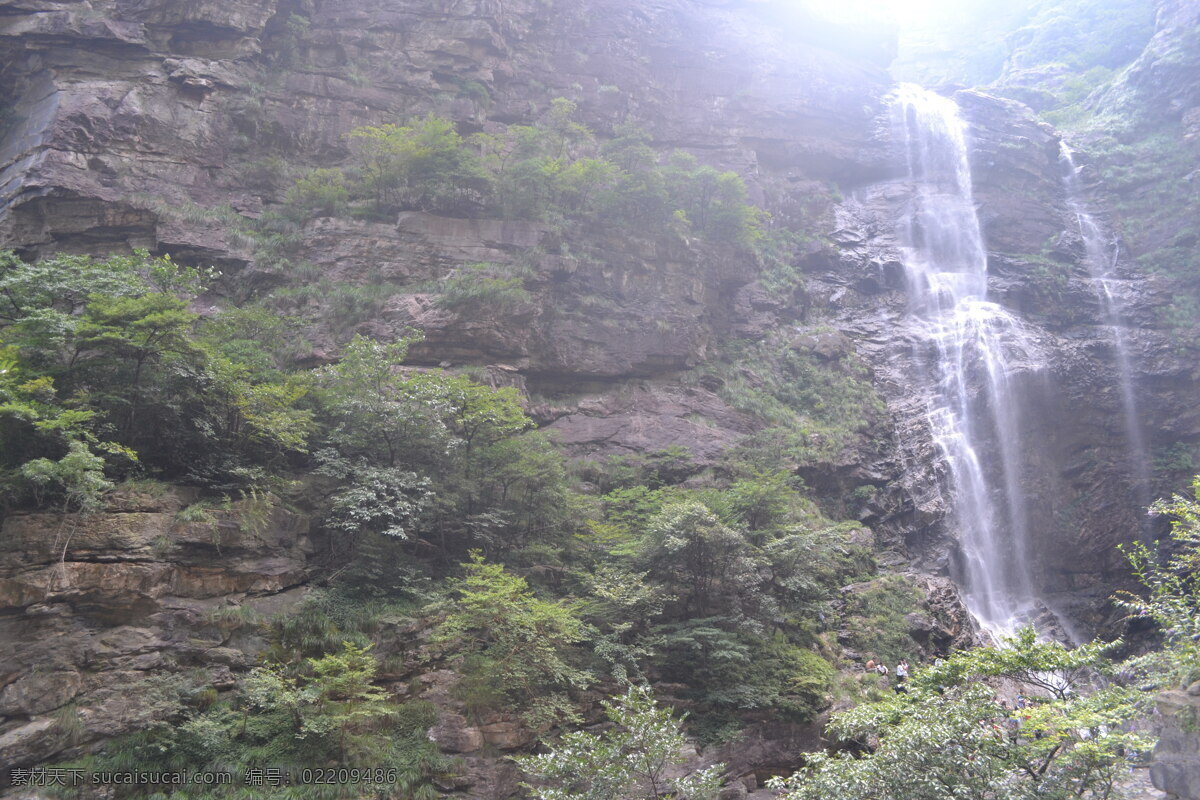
left=799, top=0, right=964, bottom=26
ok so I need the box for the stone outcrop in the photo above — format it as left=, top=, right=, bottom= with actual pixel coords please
left=1152, top=682, right=1200, bottom=800
left=0, top=486, right=322, bottom=770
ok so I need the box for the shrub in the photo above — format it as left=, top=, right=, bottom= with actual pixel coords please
left=843, top=574, right=923, bottom=666
left=435, top=262, right=533, bottom=310
left=285, top=167, right=349, bottom=217
left=347, top=115, right=489, bottom=213
left=514, top=685, right=723, bottom=800
left=434, top=553, right=591, bottom=725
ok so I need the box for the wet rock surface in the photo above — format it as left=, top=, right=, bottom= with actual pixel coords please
left=822, top=83, right=1190, bottom=635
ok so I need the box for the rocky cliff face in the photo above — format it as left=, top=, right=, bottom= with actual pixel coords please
left=0, top=486, right=321, bottom=772
left=0, top=0, right=1196, bottom=791
left=0, top=0, right=891, bottom=455
left=0, top=0, right=906, bottom=787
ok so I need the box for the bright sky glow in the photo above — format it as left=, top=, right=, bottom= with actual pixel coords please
left=798, top=0, right=960, bottom=26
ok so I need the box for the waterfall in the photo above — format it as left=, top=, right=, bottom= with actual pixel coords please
left=1059, top=144, right=1152, bottom=520
left=891, top=84, right=1043, bottom=634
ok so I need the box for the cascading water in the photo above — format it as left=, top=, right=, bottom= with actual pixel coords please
left=1059, top=144, right=1152, bottom=519
left=891, top=84, right=1044, bottom=634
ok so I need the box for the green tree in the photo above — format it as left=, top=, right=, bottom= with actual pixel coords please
left=600, top=124, right=671, bottom=225
left=917, top=626, right=1118, bottom=701
left=324, top=466, right=433, bottom=541
left=472, top=98, right=628, bottom=223
left=203, top=354, right=314, bottom=456
left=0, top=250, right=208, bottom=377
left=21, top=440, right=114, bottom=571
left=20, top=440, right=112, bottom=516
left=435, top=261, right=533, bottom=310
left=0, top=250, right=241, bottom=491
left=316, top=334, right=566, bottom=561
left=315, top=334, right=454, bottom=468
left=556, top=157, right=623, bottom=217
left=347, top=115, right=487, bottom=213
left=0, top=249, right=205, bottom=326
left=286, top=167, right=349, bottom=217
left=0, top=346, right=110, bottom=503
left=1115, top=476, right=1200, bottom=688
left=460, top=429, right=572, bottom=555
left=726, top=468, right=796, bottom=535
left=768, top=628, right=1153, bottom=800
left=640, top=500, right=760, bottom=619
left=438, top=374, right=530, bottom=458
left=300, top=642, right=397, bottom=763
left=435, top=553, right=591, bottom=725
left=662, top=152, right=762, bottom=246
left=237, top=641, right=399, bottom=765
left=51, top=642, right=454, bottom=798
left=74, top=293, right=200, bottom=439
left=514, top=685, right=723, bottom=800
left=579, top=563, right=668, bottom=682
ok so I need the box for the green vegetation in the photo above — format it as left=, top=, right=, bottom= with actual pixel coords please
left=348, top=115, right=490, bottom=214
left=0, top=249, right=303, bottom=498
left=54, top=644, right=452, bottom=799
left=1018, top=252, right=1074, bottom=305
left=569, top=459, right=875, bottom=729
left=276, top=101, right=762, bottom=247
left=435, top=261, right=534, bottom=310
left=1116, top=476, right=1200, bottom=688
left=286, top=168, right=349, bottom=217
left=697, top=331, right=886, bottom=470
left=769, top=628, right=1153, bottom=800
left=842, top=575, right=924, bottom=667
left=435, top=553, right=592, bottom=729
left=765, top=478, right=1200, bottom=800
left=5, top=239, right=881, bottom=756
left=514, top=685, right=723, bottom=800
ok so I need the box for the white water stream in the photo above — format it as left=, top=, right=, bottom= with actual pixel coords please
left=1059, top=144, right=1152, bottom=520
left=891, top=85, right=1043, bottom=634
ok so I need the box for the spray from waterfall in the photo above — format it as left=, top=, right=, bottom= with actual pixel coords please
left=891, top=84, right=1043, bottom=634
left=1059, top=143, right=1152, bottom=525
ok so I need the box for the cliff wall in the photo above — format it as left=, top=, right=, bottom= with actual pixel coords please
left=0, top=0, right=1196, bottom=792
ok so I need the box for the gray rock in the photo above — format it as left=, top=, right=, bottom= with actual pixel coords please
left=0, top=670, right=81, bottom=716
left=428, top=711, right=484, bottom=754
left=1152, top=689, right=1200, bottom=800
